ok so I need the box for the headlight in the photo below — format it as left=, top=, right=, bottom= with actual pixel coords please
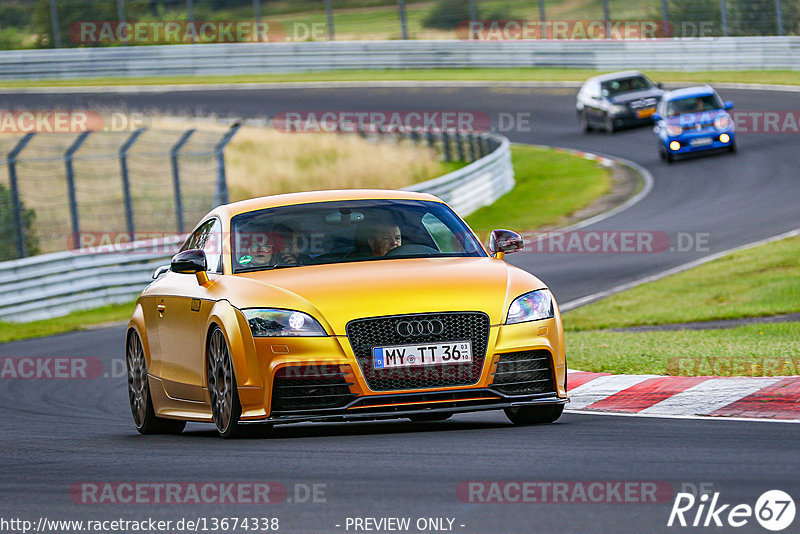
left=506, top=289, right=554, bottom=325
left=609, top=104, right=627, bottom=115
left=714, top=115, right=731, bottom=130
left=244, top=309, right=327, bottom=337
left=666, top=124, right=683, bottom=136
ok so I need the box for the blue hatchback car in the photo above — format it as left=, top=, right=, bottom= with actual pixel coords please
left=653, top=86, right=736, bottom=163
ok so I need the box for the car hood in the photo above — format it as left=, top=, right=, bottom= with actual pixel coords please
left=666, top=109, right=728, bottom=127
left=610, top=88, right=663, bottom=105
left=216, top=257, right=547, bottom=335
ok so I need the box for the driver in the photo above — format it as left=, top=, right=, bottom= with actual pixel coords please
left=366, top=221, right=402, bottom=257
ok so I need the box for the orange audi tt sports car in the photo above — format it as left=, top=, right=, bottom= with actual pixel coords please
left=126, top=190, right=568, bottom=438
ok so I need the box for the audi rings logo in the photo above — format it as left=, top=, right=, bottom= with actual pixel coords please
left=396, top=320, right=445, bottom=337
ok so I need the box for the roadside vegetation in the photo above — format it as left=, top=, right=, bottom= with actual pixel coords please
left=465, top=144, right=611, bottom=239
left=5, top=69, right=800, bottom=88
left=564, top=235, right=800, bottom=376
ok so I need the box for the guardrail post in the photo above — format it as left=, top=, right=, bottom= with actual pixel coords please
left=47, top=0, right=61, bottom=48
left=253, top=0, right=261, bottom=22
left=480, top=134, right=489, bottom=157
left=468, top=133, right=477, bottom=162
left=119, top=128, right=144, bottom=238
left=426, top=129, right=435, bottom=149
left=468, top=0, right=477, bottom=25
left=170, top=129, right=194, bottom=233
left=660, top=0, right=670, bottom=37
left=325, top=0, right=335, bottom=40
left=775, top=0, right=784, bottom=36
left=538, top=0, right=546, bottom=26
left=7, top=133, right=36, bottom=259
left=64, top=132, right=90, bottom=249
left=213, top=123, right=241, bottom=207
left=441, top=131, right=452, bottom=162
left=117, top=0, right=128, bottom=45
left=720, top=0, right=728, bottom=36
left=454, top=131, right=466, bottom=161
left=397, top=0, right=409, bottom=40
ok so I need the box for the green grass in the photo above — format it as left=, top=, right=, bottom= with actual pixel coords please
left=3, top=68, right=800, bottom=88
left=466, top=144, right=611, bottom=239
left=565, top=236, right=800, bottom=331
left=0, top=301, right=136, bottom=343
left=564, top=235, right=800, bottom=376
left=568, top=322, right=800, bottom=376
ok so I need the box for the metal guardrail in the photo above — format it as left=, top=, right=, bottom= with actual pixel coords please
left=0, top=37, right=798, bottom=80
left=0, top=131, right=513, bottom=323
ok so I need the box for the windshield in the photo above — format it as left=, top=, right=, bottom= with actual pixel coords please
left=601, top=76, right=653, bottom=96
left=230, top=199, right=486, bottom=272
left=666, top=94, right=724, bottom=116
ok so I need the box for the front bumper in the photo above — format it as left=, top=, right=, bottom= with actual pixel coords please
left=662, top=131, right=734, bottom=154
left=234, top=318, right=568, bottom=422
left=241, top=388, right=567, bottom=425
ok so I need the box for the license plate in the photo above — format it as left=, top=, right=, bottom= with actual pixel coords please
left=690, top=137, right=713, bottom=147
left=373, top=341, right=472, bottom=369
left=637, top=107, right=656, bottom=118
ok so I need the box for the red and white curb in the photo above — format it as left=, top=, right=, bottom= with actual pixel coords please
left=565, top=370, right=800, bottom=422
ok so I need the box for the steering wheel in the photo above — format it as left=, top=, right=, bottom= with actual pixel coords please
left=384, top=244, right=439, bottom=257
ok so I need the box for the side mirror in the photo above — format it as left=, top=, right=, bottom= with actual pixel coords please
left=656, top=82, right=664, bottom=89
left=152, top=265, right=169, bottom=279
left=489, top=229, right=523, bottom=259
left=171, top=249, right=211, bottom=285
left=724, top=101, right=734, bottom=110
left=652, top=113, right=662, bottom=121
left=171, top=249, right=207, bottom=273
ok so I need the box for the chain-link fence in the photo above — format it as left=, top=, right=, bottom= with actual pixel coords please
left=0, top=124, right=239, bottom=260
left=0, top=0, right=797, bottom=50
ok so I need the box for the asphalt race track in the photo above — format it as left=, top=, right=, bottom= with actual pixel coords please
left=1, top=84, right=799, bottom=533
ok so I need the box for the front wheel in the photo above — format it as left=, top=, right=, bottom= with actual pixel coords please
left=126, top=330, right=186, bottom=435
left=207, top=327, right=244, bottom=438
left=504, top=404, right=564, bottom=425
left=578, top=111, right=591, bottom=132
left=604, top=114, right=616, bottom=134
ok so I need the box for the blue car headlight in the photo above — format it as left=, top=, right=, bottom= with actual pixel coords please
left=666, top=124, right=683, bottom=136
left=714, top=115, right=731, bottom=130
left=506, top=289, right=554, bottom=325
left=244, top=309, right=327, bottom=337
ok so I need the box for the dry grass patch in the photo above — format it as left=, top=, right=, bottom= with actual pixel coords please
left=221, top=125, right=446, bottom=201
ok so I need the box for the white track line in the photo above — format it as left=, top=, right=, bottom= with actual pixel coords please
left=639, top=377, right=783, bottom=416
left=565, top=409, right=800, bottom=423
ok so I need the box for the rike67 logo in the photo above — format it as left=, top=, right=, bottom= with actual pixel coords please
left=668, top=489, right=795, bottom=531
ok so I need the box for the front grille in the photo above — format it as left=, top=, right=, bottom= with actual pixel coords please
left=271, top=365, right=356, bottom=412
left=346, top=312, right=490, bottom=391
left=491, top=350, right=555, bottom=395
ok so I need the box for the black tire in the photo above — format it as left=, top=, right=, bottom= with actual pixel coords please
left=659, top=148, right=666, bottom=160
left=207, top=327, right=245, bottom=439
left=408, top=412, right=453, bottom=422
left=504, top=404, right=564, bottom=425
left=126, top=330, right=186, bottom=435
left=666, top=150, right=675, bottom=164
left=578, top=111, right=591, bottom=133
left=604, top=113, right=616, bottom=134
left=729, top=140, right=737, bottom=153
